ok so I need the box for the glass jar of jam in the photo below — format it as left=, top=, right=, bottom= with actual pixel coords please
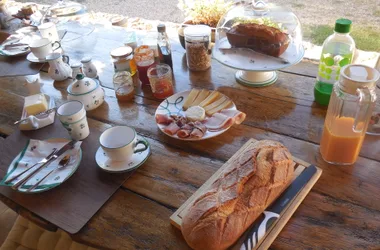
left=134, top=45, right=156, bottom=86
left=147, top=63, right=174, bottom=99
left=110, top=46, right=137, bottom=76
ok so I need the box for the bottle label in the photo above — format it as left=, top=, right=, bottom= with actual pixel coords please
left=318, top=52, right=352, bottom=84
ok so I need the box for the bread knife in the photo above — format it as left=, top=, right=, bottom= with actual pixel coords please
left=239, top=165, right=317, bottom=250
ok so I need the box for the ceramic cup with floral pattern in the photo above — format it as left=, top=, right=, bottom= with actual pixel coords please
left=57, top=100, right=89, bottom=140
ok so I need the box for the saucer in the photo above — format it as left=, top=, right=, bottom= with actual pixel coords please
left=27, top=49, right=63, bottom=63
left=95, top=137, right=151, bottom=173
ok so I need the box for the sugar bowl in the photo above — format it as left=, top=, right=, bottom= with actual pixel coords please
left=67, top=74, right=105, bottom=111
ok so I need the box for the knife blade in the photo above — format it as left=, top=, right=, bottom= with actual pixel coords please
left=239, top=165, right=317, bottom=250
left=11, top=140, right=77, bottom=190
left=218, top=47, right=290, bottom=64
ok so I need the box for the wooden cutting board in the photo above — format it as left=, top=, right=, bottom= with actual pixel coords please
left=170, top=138, right=322, bottom=250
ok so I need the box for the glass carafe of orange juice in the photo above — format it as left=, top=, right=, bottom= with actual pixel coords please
left=320, top=64, right=379, bottom=165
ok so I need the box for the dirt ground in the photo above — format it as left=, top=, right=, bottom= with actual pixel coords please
left=19, top=0, right=380, bottom=28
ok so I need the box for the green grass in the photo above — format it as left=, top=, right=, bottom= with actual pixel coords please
left=292, top=3, right=305, bottom=8
left=373, top=9, right=380, bottom=17
left=303, top=24, right=380, bottom=51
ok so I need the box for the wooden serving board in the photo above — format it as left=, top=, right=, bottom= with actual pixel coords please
left=170, top=138, right=322, bottom=250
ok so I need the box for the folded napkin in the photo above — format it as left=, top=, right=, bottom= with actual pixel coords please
left=0, top=139, right=82, bottom=191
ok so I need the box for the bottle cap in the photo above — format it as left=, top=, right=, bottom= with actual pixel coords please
left=157, top=24, right=166, bottom=32
left=334, top=19, right=352, bottom=33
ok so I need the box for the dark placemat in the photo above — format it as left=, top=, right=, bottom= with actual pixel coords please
left=0, top=119, right=133, bottom=234
left=0, top=55, right=43, bottom=77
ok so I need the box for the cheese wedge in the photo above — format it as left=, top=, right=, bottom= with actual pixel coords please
left=199, top=90, right=221, bottom=108
left=190, top=89, right=210, bottom=107
left=206, top=99, right=233, bottom=116
left=183, top=89, right=200, bottom=110
left=24, top=94, right=48, bottom=116
left=204, top=96, right=227, bottom=112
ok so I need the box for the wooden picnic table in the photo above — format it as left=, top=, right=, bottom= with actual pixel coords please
left=0, top=21, right=380, bottom=250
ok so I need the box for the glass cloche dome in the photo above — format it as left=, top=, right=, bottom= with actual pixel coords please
left=213, top=0, right=304, bottom=87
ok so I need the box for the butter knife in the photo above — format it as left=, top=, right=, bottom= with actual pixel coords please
left=218, top=47, right=290, bottom=64
left=11, top=140, right=77, bottom=190
left=239, top=165, right=317, bottom=250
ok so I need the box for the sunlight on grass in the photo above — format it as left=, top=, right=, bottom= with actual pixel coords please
left=303, top=24, right=380, bottom=51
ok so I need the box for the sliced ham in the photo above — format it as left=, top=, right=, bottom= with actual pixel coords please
left=194, top=121, right=207, bottom=134
left=163, top=122, right=181, bottom=135
left=190, top=121, right=208, bottom=138
left=204, top=113, right=235, bottom=131
left=156, top=114, right=174, bottom=125
left=178, top=124, right=194, bottom=138
left=190, top=128, right=204, bottom=138
left=220, top=109, right=246, bottom=124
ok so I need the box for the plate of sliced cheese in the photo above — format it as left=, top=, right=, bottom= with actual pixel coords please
left=155, top=89, right=246, bottom=141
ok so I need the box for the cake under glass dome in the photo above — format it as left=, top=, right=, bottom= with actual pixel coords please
left=213, top=0, right=304, bottom=87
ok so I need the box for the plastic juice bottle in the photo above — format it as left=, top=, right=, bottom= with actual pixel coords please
left=314, top=18, right=355, bottom=106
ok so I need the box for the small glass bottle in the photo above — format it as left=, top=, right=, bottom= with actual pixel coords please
left=157, top=24, right=173, bottom=69
left=314, top=19, right=355, bottom=106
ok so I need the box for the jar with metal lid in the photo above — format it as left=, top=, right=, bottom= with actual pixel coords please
left=110, top=46, right=137, bottom=76
left=184, top=25, right=211, bottom=71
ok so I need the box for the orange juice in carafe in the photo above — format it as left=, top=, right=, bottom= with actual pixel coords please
left=319, top=64, right=379, bottom=165
left=320, top=116, right=365, bottom=164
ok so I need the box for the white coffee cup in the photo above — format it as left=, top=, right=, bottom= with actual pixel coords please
left=38, top=22, right=60, bottom=43
left=29, top=38, right=61, bottom=59
left=57, top=101, right=89, bottom=140
left=99, top=126, right=148, bottom=162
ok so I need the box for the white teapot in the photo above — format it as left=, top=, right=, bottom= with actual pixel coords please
left=67, top=74, right=105, bottom=111
left=46, top=53, right=72, bottom=81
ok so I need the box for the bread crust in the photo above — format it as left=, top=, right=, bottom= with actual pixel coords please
left=226, top=23, right=290, bottom=57
left=181, top=140, right=294, bottom=250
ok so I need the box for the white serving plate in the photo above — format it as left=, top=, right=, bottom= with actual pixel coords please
left=155, top=90, right=236, bottom=141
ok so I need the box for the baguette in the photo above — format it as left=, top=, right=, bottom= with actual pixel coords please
left=181, top=140, right=294, bottom=250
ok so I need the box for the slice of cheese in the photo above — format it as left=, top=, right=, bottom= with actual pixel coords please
left=199, top=90, right=221, bottom=108
left=24, top=94, right=48, bottom=116
left=185, top=106, right=206, bottom=122
left=190, top=89, right=210, bottom=107
left=204, top=96, right=227, bottom=112
left=206, top=99, right=233, bottom=116
left=183, top=89, right=200, bottom=110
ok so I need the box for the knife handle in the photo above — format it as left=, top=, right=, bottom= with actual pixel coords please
left=239, top=211, right=280, bottom=250
left=12, top=156, right=57, bottom=190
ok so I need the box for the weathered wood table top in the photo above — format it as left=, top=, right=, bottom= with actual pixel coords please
left=0, top=22, right=379, bottom=250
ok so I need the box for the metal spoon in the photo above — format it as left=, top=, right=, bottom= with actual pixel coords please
left=25, top=155, right=71, bottom=192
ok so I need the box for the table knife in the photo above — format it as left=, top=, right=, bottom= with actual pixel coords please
left=218, top=48, right=290, bottom=64
left=5, top=147, right=57, bottom=184
left=239, top=165, right=317, bottom=250
left=11, top=140, right=77, bottom=190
